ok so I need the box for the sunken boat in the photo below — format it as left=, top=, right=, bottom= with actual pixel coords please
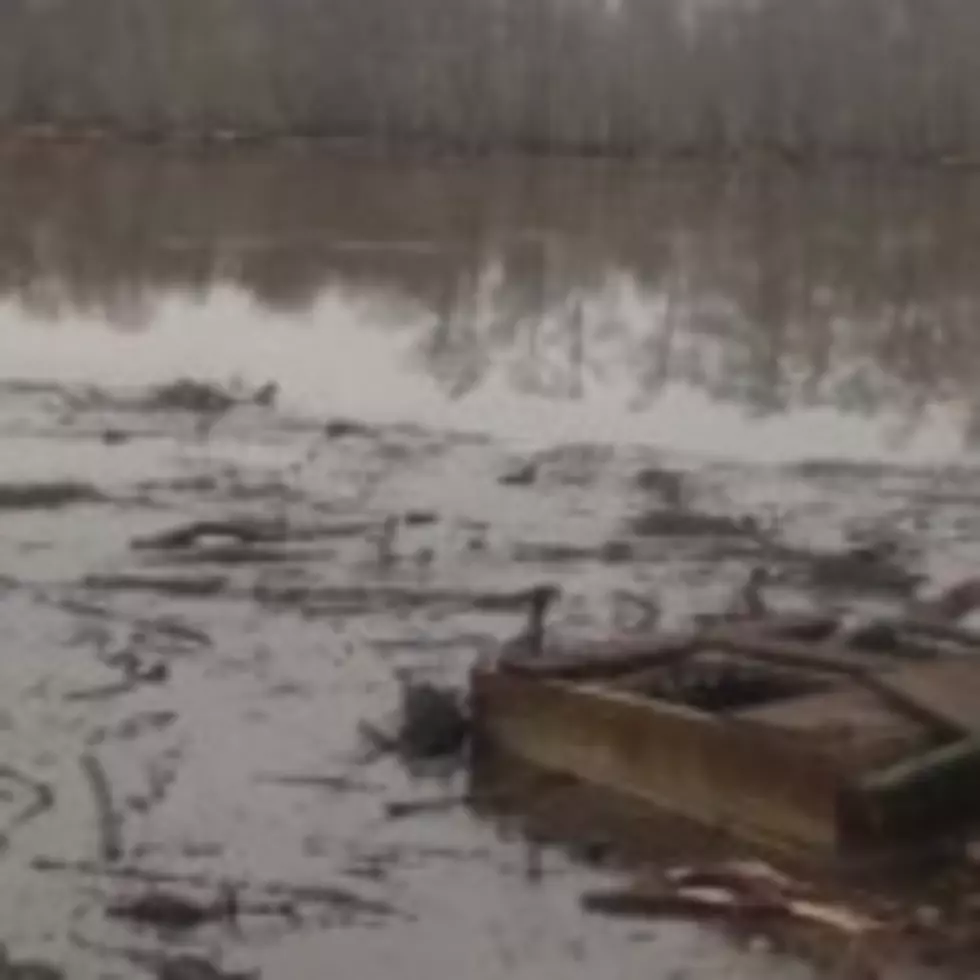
left=470, top=608, right=980, bottom=860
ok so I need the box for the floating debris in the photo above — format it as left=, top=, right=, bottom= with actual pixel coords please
left=106, top=883, right=238, bottom=930
left=512, top=542, right=598, bottom=564
left=582, top=859, right=882, bottom=938
left=396, top=676, right=469, bottom=759
left=87, top=710, right=177, bottom=747
left=0, top=766, right=54, bottom=852
left=374, top=515, right=400, bottom=567
left=81, top=573, right=228, bottom=598
left=155, top=955, right=258, bottom=980
left=131, top=519, right=288, bottom=551
left=322, top=418, right=375, bottom=440
left=253, top=773, right=381, bottom=793
left=33, top=856, right=399, bottom=918
left=402, top=510, right=438, bottom=527
left=101, top=428, right=129, bottom=445
left=628, top=509, right=761, bottom=540
left=633, top=467, right=686, bottom=506
left=141, top=378, right=278, bottom=415
left=0, top=945, right=63, bottom=980
left=79, top=752, right=123, bottom=862
left=499, top=460, right=538, bottom=486
left=773, top=542, right=925, bottom=597
left=0, top=481, right=106, bottom=510
left=611, top=590, right=661, bottom=634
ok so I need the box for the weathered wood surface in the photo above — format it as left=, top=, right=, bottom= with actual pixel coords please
left=472, top=669, right=846, bottom=854
left=734, top=685, right=929, bottom=773
left=500, top=615, right=846, bottom=683
left=478, top=620, right=980, bottom=854
left=877, top=660, right=980, bottom=738
left=498, top=635, right=695, bottom=680
left=699, top=627, right=971, bottom=740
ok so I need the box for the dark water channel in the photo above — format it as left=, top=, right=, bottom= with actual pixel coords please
left=1, top=146, right=980, bottom=979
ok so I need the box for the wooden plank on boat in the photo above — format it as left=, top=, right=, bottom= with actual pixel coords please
left=699, top=626, right=885, bottom=676
left=500, top=616, right=843, bottom=683
left=471, top=668, right=847, bottom=854
left=734, top=685, right=929, bottom=773
left=863, top=660, right=980, bottom=737
left=698, top=627, right=967, bottom=740
left=499, top=635, right=695, bottom=680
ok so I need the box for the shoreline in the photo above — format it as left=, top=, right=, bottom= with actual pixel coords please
left=2, top=123, right=980, bottom=174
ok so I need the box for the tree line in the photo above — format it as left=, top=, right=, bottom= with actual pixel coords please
left=2, top=0, right=980, bottom=159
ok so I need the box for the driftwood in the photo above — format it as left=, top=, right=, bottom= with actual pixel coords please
left=252, top=772, right=381, bottom=793
left=582, top=885, right=784, bottom=920
left=664, top=859, right=804, bottom=899
left=383, top=789, right=518, bottom=819
left=82, top=573, right=229, bottom=598
left=79, top=752, right=123, bottom=862
left=499, top=636, right=696, bottom=681
left=583, top=859, right=881, bottom=938
left=130, top=518, right=384, bottom=553
left=106, top=886, right=238, bottom=930
left=0, top=766, right=54, bottom=851
left=156, top=955, right=258, bottom=980
left=64, top=680, right=138, bottom=702
left=31, top=856, right=400, bottom=917
left=51, top=596, right=212, bottom=649
left=145, top=544, right=304, bottom=566
left=0, top=945, right=63, bottom=980
left=133, top=525, right=290, bottom=556
left=385, top=794, right=479, bottom=819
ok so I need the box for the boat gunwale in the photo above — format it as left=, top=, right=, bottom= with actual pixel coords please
left=475, top=665, right=857, bottom=780
left=471, top=664, right=860, bottom=854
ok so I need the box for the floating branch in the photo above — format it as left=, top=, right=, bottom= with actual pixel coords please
left=79, top=752, right=124, bottom=862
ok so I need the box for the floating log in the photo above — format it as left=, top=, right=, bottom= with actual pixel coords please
left=82, top=573, right=228, bottom=598
left=31, top=855, right=399, bottom=916
left=131, top=519, right=285, bottom=551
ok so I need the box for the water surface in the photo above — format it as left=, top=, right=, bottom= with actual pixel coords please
left=0, top=148, right=978, bottom=979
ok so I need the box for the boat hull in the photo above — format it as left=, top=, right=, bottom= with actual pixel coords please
left=471, top=667, right=849, bottom=856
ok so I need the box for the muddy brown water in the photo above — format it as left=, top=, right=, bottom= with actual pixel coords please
left=1, top=148, right=979, bottom=979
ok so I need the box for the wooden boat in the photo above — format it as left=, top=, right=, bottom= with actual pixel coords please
left=470, top=617, right=980, bottom=859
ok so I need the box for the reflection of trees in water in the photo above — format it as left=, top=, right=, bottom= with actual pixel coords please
left=4, top=147, right=980, bottom=433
